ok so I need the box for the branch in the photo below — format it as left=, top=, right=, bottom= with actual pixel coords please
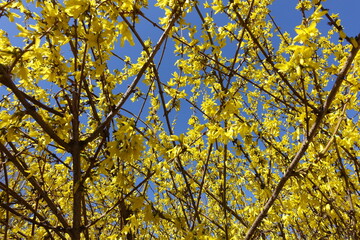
left=86, top=171, right=154, bottom=228
left=0, top=203, right=65, bottom=240
left=0, top=182, right=65, bottom=238
left=231, top=4, right=318, bottom=112
left=0, top=65, right=70, bottom=152
left=83, top=7, right=182, bottom=145
left=0, top=142, right=71, bottom=233
left=21, top=92, right=64, bottom=117
left=244, top=35, right=360, bottom=240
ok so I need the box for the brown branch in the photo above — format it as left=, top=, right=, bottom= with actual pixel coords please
left=0, top=203, right=64, bottom=240
left=0, top=182, right=66, bottom=239
left=322, top=7, right=354, bottom=44
left=194, top=144, right=213, bottom=225
left=334, top=140, right=358, bottom=238
left=1, top=152, right=10, bottom=239
left=21, top=92, right=64, bottom=117
left=231, top=4, right=318, bottom=112
left=83, top=7, right=182, bottom=146
left=0, top=142, right=71, bottom=233
left=179, top=165, right=249, bottom=228
left=139, top=4, right=297, bottom=112
left=86, top=171, right=154, bottom=228
left=69, top=39, right=88, bottom=240
left=244, top=35, right=360, bottom=239
left=0, top=65, right=70, bottom=152
left=0, top=182, right=55, bottom=230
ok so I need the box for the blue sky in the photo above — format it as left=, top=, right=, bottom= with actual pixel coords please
left=1, top=0, right=359, bottom=125
left=270, top=0, right=360, bottom=37
left=2, top=1, right=359, bottom=53
left=1, top=0, right=359, bottom=226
